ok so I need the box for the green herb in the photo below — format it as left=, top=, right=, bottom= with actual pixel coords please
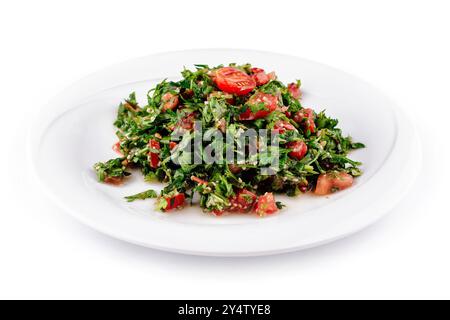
left=93, top=63, right=364, bottom=215
left=125, top=189, right=158, bottom=202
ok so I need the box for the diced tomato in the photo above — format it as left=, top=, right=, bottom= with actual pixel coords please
left=314, top=172, right=354, bottom=195
left=112, top=141, right=122, bottom=156
left=253, top=192, right=278, bottom=216
left=239, top=92, right=278, bottom=120
left=213, top=67, right=256, bottom=96
left=161, top=92, right=179, bottom=111
left=267, top=72, right=276, bottom=81
left=191, top=176, right=208, bottom=185
left=288, top=82, right=301, bottom=99
left=148, top=139, right=161, bottom=169
left=273, top=120, right=296, bottom=134
left=293, top=108, right=316, bottom=133
left=250, top=67, right=270, bottom=86
left=211, top=209, right=224, bottom=216
left=287, top=140, right=308, bottom=160
left=230, top=189, right=258, bottom=213
left=250, top=67, right=265, bottom=74
left=104, top=176, right=123, bottom=185
left=164, top=193, right=186, bottom=210
left=169, top=141, right=178, bottom=150
left=178, top=113, right=195, bottom=130
left=253, top=72, right=270, bottom=86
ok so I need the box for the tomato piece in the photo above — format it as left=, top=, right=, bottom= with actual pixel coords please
left=315, top=172, right=354, bottom=195
left=161, top=92, right=179, bottom=111
left=148, top=139, right=161, bottom=169
left=169, top=141, right=178, bottom=150
left=293, top=108, right=316, bottom=133
left=253, top=72, right=270, bottom=86
left=239, top=92, right=278, bottom=120
left=250, top=67, right=265, bottom=74
left=253, top=192, right=278, bottom=216
left=112, top=141, right=123, bottom=156
left=250, top=68, right=276, bottom=86
left=287, top=140, right=308, bottom=160
left=288, top=82, right=301, bottom=99
left=230, top=189, right=257, bottom=213
left=273, top=120, right=296, bottom=134
left=191, top=176, right=208, bottom=185
left=104, top=176, right=123, bottom=185
left=212, top=209, right=224, bottom=216
left=213, top=67, right=256, bottom=96
left=250, top=67, right=270, bottom=86
left=178, top=113, right=195, bottom=130
left=164, top=193, right=186, bottom=210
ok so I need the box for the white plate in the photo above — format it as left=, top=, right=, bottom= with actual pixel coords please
left=29, top=49, right=420, bottom=256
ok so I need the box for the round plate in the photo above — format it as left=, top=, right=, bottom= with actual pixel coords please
left=29, top=49, right=420, bottom=256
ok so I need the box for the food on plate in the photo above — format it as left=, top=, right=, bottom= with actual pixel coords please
left=94, top=64, right=364, bottom=216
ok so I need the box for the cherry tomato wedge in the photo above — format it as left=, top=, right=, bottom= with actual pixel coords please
left=273, top=120, right=296, bottom=134
left=164, top=193, right=186, bottom=210
left=112, top=141, right=123, bottom=156
left=250, top=67, right=270, bottom=86
left=293, top=108, right=316, bottom=133
left=253, top=192, right=278, bottom=216
left=161, top=92, right=179, bottom=111
left=230, top=189, right=258, bottom=213
left=239, top=92, right=278, bottom=120
left=314, top=172, right=354, bottom=195
left=148, top=139, right=161, bottom=168
left=250, top=68, right=276, bottom=86
left=213, top=67, right=256, bottom=96
left=169, top=141, right=178, bottom=150
left=179, top=113, right=196, bottom=130
left=104, top=176, right=123, bottom=185
left=287, top=140, right=308, bottom=160
left=288, top=82, right=301, bottom=99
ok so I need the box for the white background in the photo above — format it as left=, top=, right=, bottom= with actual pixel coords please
left=0, top=0, right=449, bottom=299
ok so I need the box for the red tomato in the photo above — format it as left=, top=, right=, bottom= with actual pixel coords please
left=250, top=67, right=270, bottom=86
left=212, top=209, right=224, bottom=216
left=287, top=140, right=308, bottom=160
left=104, top=176, right=123, bottom=185
left=273, top=120, right=296, bottom=134
left=161, top=92, right=179, bottom=111
left=164, top=193, right=186, bottom=210
left=253, top=72, right=270, bottom=86
left=239, top=92, right=278, bottom=120
left=191, top=176, right=208, bottom=185
left=267, top=72, right=276, bottom=81
left=148, top=139, right=161, bottom=169
left=230, top=189, right=258, bottom=213
left=250, top=67, right=265, bottom=74
left=178, top=113, right=195, bottom=130
left=112, top=141, right=122, bottom=156
left=315, top=172, right=354, bottom=195
left=293, top=108, right=316, bottom=133
left=288, top=83, right=301, bottom=99
left=169, top=141, right=178, bottom=150
left=213, top=67, right=256, bottom=96
left=253, top=192, right=278, bottom=216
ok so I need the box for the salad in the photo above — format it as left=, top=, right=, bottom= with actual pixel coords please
left=94, top=64, right=364, bottom=216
